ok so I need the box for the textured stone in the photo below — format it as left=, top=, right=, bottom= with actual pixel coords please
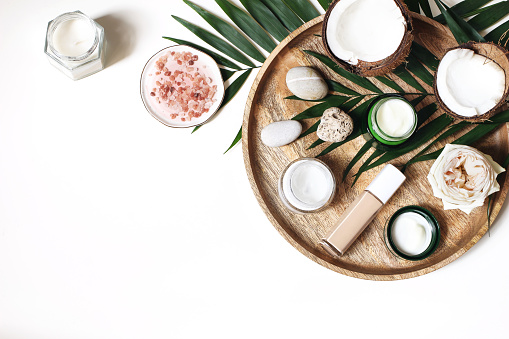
left=317, top=107, right=354, bottom=142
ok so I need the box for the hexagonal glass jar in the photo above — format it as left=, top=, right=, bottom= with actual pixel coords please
left=44, top=11, right=106, bottom=80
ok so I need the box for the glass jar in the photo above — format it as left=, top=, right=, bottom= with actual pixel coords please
left=44, top=11, right=106, bottom=80
left=384, top=205, right=440, bottom=261
left=278, top=158, right=336, bottom=214
left=367, top=95, right=417, bottom=146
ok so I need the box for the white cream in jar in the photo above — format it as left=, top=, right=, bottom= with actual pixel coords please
left=390, top=212, right=433, bottom=256
left=384, top=206, right=440, bottom=260
left=278, top=158, right=336, bottom=213
left=368, top=96, right=417, bottom=146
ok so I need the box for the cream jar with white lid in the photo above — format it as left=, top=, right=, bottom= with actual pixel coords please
left=278, top=158, right=336, bottom=214
left=44, top=11, right=106, bottom=80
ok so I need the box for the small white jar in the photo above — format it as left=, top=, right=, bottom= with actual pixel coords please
left=278, top=158, right=336, bottom=214
left=44, top=11, right=106, bottom=80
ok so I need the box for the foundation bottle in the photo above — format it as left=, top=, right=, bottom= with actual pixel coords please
left=320, top=164, right=406, bottom=256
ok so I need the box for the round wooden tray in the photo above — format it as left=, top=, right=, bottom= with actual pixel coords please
left=242, top=13, right=509, bottom=280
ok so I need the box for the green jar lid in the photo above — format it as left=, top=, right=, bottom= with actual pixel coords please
left=384, top=205, right=440, bottom=261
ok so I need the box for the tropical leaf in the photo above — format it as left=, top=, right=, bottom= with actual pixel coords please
left=292, top=95, right=350, bottom=120
left=183, top=0, right=266, bottom=63
left=215, top=0, right=277, bottom=53
left=261, top=0, right=303, bottom=32
left=434, top=0, right=491, bottom=23
left=419, top=0, right=434, bottom=18
left=392, top=65, right=427, bottom=93
left=282, top=0, right=320, bottom=22
left=172, top=15, right=256, bottom=67
left=343, top=140, right=373, bottom=181
left=416, top=102, right=438, bottom=127
left=221, top=68, right=253, bottom=108
left=375, top=75, right=404, bottom=93
left=317, top=0, right=332, bottom=10
left=163, top=36, right=241, bottom=70
left=468, top=1, right=509, bottom=32
left=484, top=20, right=509, bottom=46
left=304, top=50, right=383, bottom=93
left=407, top=51, right=435, bottom=87
left=239, top=0, right=289, bottom=42
left=411, top=42, right=439, bottom=71
left=403, top=121, right=470, bottom=169
left=300, top=120, right=320, bottom=138
left=224, top=126, right=242, bottom=153
left=220, top=68, right=236, bottom=81
left=434, top=0, right=485, bottom=44
left=351, top=149, right=385, bottom=185
left=326, top=79, right=360, bottom=96
left=410, top=95, right=427, bottom=107
left=355, top=114, right=454, bottom=176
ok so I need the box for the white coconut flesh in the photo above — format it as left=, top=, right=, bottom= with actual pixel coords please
left=436, top=48, right=506, bottom=117
left=325, top=0, right=406, bottom=65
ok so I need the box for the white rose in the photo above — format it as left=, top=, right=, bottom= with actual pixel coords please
left=427, top=144, right=505, bottom=214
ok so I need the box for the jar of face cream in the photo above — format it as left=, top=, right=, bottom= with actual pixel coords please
left=367, top=95, right=417, bottom=146
left=278, top=158, right=336, bottom=214
left=44, top=11, right=106, bottom=80
left=384, top=206, right=440, bottom=261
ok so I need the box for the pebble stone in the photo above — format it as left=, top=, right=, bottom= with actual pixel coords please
left=286, top=66, right=328, bottom=100
left=317, top=107, right=354, bottom=142
left=261, top=120, right=302, bottom=147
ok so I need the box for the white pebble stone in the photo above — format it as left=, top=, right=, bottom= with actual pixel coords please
left=286, top=66, right=328, bottom=100
left=261, top=120, right=302, bottom=147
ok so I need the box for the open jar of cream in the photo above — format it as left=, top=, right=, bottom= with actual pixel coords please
left=367, top=95, right=417, bottom=145
left=384, top=206, right=440, bottom=261
left=44, top=11, right=106, bottom=80
left=278, top=158, right=336, bottom=214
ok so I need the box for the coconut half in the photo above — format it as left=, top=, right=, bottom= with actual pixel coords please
left=322, top=0, right=413, bottom=77
left=434, top=42, right=509, bottom=122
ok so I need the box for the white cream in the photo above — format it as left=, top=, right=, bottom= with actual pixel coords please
left=52, top=17, right=96, bottom=57
left=391, top=212, right=433, bottom=256
left=376, top=98, right=415, bottom=137
left=436, top=48, right=505, bottom=117
left=280, top=159, right=335, bottom=212
left=325, top=0, right=406, bottom=64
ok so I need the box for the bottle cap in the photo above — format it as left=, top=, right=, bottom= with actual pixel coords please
left=365, top=164, right=406, bottom=204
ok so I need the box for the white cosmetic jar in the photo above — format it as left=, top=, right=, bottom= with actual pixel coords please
left=278, top=158, right=336, bottom=214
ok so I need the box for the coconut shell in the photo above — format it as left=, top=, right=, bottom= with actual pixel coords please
left=434, top=42, right=509, bottom=122
left=322, top=0, right=413, bottom=77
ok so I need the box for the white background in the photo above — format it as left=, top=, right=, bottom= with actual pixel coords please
left=0, top=0, right=508, bottom=338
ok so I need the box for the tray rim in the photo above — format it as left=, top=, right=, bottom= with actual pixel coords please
left=242, top=13, right=509, bottom=280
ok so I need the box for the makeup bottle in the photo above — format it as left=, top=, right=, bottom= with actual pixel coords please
left=320, top=164, right=406, bottom=257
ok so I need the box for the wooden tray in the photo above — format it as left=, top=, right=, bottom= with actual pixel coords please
left=242, top=13, right=509, bottom=280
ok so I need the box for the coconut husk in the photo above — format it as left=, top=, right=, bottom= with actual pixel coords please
left=321, top=0, right=413, bottom=77
left=434, top=42, right=509, bottom=122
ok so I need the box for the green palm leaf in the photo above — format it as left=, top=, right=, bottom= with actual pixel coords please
left=484, top=20, right=509, bottom=46
left=215, top=0, right=277, bottom=53
left=317, top=0, right=331, bottom=10
left=406, top=51, right=434, bottom=87
left=411, top=42, right=439, bottom=72
left=163, top=36, right=241, bottom=70
left=261, top=0, right=303, bottom=32
left=434, top=0, right=485, bottom=44
left=222, top=69, right=253, bottom=108
left=392, top=65, right=427, bottom=93
left=468, top=1, right=509, bottom=32
left=326, top=79, right=360, bottom=96
left=239, top=0, right=289, bottom=42
left=282, top=0, right=320, bottom=22
left=304, top=50, right=383, bottom=94
left=183, top=0, right=266, bottom=63
left=343, top=141, right=374, bottom=181
left=292, top=95, right=350, bottom=120
left=434, top=0, right=491, bottom=23
left=375, top=75, right=404, bottom=93
left=224, top=126, right=242, bottom=153
left=172, top=15, right=256, bottom=67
